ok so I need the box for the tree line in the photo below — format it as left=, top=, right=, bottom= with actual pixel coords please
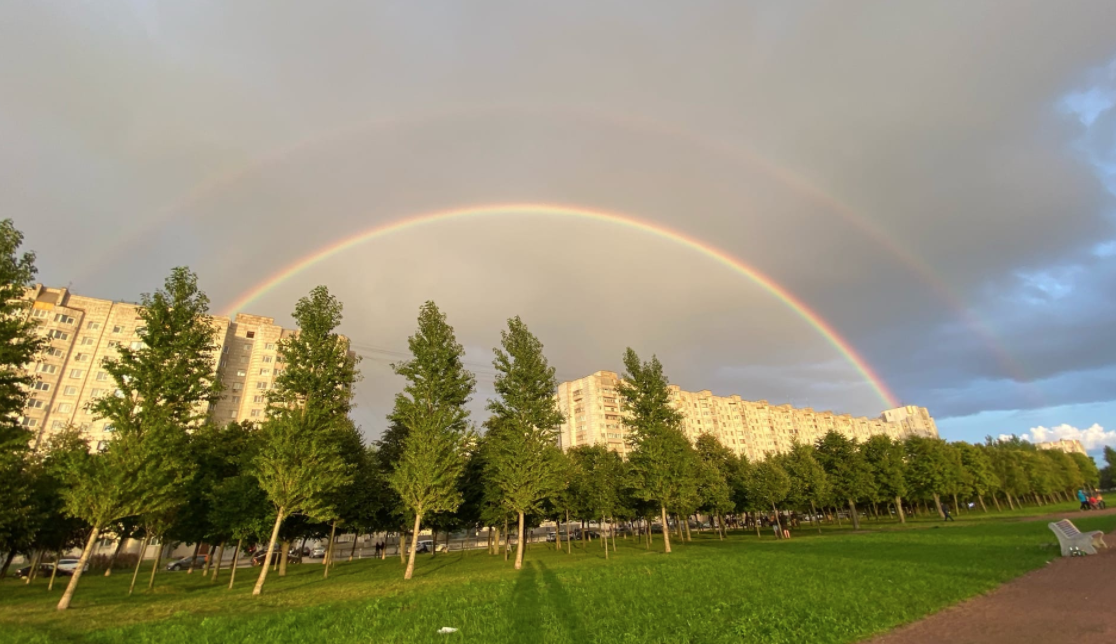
left=0, top=219, right=1105, bottom=611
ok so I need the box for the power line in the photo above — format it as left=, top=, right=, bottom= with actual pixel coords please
left=346, top=339, right=582, bottom=383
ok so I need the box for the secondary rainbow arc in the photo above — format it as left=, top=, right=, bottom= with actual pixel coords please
left=222, top=203, right=901, bottom=409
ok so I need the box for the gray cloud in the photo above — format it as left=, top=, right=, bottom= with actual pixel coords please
left=5, top=1, right=1116, bottom=440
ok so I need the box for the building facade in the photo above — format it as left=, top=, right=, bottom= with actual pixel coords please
left=1035, top=439, right=1088, bottom=456
left=555, top=370, right=939, bottom=460
left=18, top=285, right=312, bottom=448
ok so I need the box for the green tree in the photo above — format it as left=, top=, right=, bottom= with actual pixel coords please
left=903, top=436, right=956, bottom=519
left=694, top=434, right=735, bottom=538
left=955, top=442, right=1000, bottom=512
left=814, top=431, right=874, bottom=529
left=778, top=442, right=830, bottom=533
left=860, top=435, right=907, bottom=522
left=1068, top=452, right=1100, bottom=490
left=747, top=458, right=791, bottom=537
left=483, top=317, right=565, bottom=570
left=0, top=220, right=48, bottom=571
left=388, top=302, right=475, bottom=580
left=1099, top=447, right=1116, bottom=490
left=567, top=445, right=623, bottom=557
left=252, top=286, right=358, bottom=595
left=617, top=348, right=696, bottom=554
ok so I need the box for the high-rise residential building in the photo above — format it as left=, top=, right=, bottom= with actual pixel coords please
left=1035, top=439, right=1088, bottom=456
left=555, top=370, right=938, bottom=460
left=18, top=285, right=335, bottom=449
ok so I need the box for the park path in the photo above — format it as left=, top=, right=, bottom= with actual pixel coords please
left=867, top=513, right=1116, bottom=644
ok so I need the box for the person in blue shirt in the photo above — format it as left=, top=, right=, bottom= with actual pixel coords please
left=1076, top=489, right=1090, bottom=511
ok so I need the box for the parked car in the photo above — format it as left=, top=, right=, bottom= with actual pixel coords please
left=16, top=563, right=68, bottom=579
left=165, top=556, right=207, bottom=571
left=55, top=558, right=89, bottom=573
left=546, top=532, right=557, bottom=542
left=310, top=545, right=326, bottom=558
left=252, top=550, right=302, bottom=567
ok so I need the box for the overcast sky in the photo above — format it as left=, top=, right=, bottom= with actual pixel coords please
left=5, top=1, right=1116, bottom=454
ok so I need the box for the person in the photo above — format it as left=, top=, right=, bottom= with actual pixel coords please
left=1077, top=488, right=1090, bottom=511
left=942, top=503, right=955, bottom=522
left=1089, top=495, right=1099, bottom=510
left=1097, top=493, right=1106, bottom=510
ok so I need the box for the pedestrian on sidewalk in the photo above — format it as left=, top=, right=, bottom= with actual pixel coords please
left=942, top=503, right=955, bottom=522
left=1077, top=489, right=1090, bottom=511
left=1097, top=493, right=1106, bottom=510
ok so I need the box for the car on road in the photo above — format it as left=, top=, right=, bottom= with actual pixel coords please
left=546, top=532, right=557, bottom=542
left=55, top=558, right=89, bottom=573
left=252, top=550, right=302, bottom=567
left=165, top=556, right=207, bottom=571
left=310, top=545, right=326, bottom=558
left=16, top=563, right=68, bottom=579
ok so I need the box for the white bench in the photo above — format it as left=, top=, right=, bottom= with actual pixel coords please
left=1048, top=519, right=1107, bottom=557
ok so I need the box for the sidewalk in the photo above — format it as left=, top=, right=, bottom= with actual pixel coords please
left=867, top=522, right=1116, bottom=644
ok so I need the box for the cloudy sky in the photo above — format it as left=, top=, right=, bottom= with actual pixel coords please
left=5, top=1, right=1116, bottom=455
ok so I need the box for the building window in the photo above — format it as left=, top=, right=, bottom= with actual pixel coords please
left=70, top=369, right=84, bottom=379
left=135, top=327, right=146, bottom=335
left=236, top=369, right=246, bottom=377
left=45, top=346, right=64, bottom=357
left=128, top=341, right=143, bottom=349
left=54, top=313, right=76, bottom=325
left=229, top=411, right=237, bottom=419
left=265, top=343, right=275, bottom=350
left=32, top=309, right=50, bottom=319
left=26, top=398, right=45, bottom=409
left=87, top=322, right=101, bottom=330
left=95, top=372, right=108, bottom=381
left=250, top=409, right=261, bottom=417
left=246, top=331, right=255, bottom=339
left=20, top=418, right=38, bottom=427
left=80, top=336, right=95, bottom=346
left=242, top=344, right=250, bottom=352
left=47, top=330, right=69, bottom=341
left=231, top=395, right=241, bottom=404
left=32, top=381, right=51, bottom=392
left=52, top=420, right=66, bottom=429
left=107, top=340, right=120, bottom=348
left=256, top=382, right=267, bottom=390
left=74, top=353, right=89, bottom=362
left=56, top=403, right=73, bottom=413
left=36, top=363, right=58, bottom=374
left=112, top=325, right=125, bottom=334
left=259, top=368, right=270, bottom=375
left=262, top=355, right=273, bottom=363
left=231, top=383, right=243, bottom=391
left=63, top=386, right=78, bottom=395
left=241, top=356, right=248, bottom=363
left=253, top=395, right=265, bottom=403
left=91, top=388, right=104, bottom=397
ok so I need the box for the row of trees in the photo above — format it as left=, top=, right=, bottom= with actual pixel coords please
left=0, top=218, right=1106, bottom=612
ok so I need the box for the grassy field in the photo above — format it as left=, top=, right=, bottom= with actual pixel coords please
left=2, top=504, right=1112, bottom=644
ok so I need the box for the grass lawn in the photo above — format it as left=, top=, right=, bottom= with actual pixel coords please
left=2, top=504, right=1112, bottom=644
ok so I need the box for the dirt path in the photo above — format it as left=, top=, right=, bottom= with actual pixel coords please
left=867, top=517, right=1116, bottom=644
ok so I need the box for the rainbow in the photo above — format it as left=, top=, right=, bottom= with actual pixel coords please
left=222, top=203, right=901, bottom=408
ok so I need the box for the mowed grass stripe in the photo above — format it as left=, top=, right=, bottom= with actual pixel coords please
left=2, top=514, right=1113, bottom=644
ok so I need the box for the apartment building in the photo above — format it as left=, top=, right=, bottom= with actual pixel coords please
left=555, top=370, right=939, bottom=460
left=1035, top=438, right=1088, bottom=456
left=18, top=285, right=313, bottom=448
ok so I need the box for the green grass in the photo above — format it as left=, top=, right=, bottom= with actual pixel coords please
left=2, top=506, right=1112, bottom=644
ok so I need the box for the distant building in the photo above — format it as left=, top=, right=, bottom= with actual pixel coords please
left=555, top=370, right=938, bottom=460
left=18, top=285, right=349, bottom=449
left=1035, top=438, right=1088, bottom=456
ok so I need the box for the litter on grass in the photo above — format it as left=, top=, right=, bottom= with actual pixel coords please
left=437, top=627, right=459, bottom=634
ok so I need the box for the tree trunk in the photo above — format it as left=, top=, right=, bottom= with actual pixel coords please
left=399, top=530, right=406, bottom=563
left=488, top=527, right=496, bottom=555
left=104, top=536, right=127, bottom=576
left=228, top=539, right=242, bottom=589
left=932, top=493, right=945, bottom=519
left=611, top=517, right=617, bottom=551
left=431, top=530, right=437, bottom=558
left=188, top=542, right=202, bottom=574
left=848, top=499, right=860, bottom=530
left=324, top=522, right=337, bottom=579
left=565, top=510, right=572, bottom=554
left=660, top=505, right=673, bottom=553
left=403, top=513, right=422, bottom=580
left=684, top=517, right=693, bottom=542
left=147, top=539, right=165, bottom=591
left=349, top=533, right=359, bottom=561
left=25, top=550, right=41, bottom=584
left=0, top=550, right=16, bottom=579
left=252, top=506, right=285, bottom=596
left=772, top=503, right=784, bottom=538
left=555, top=517, right=562, bottom=551
left=895, top=496, right=906, bottom=524
left=514, top=511, right=526, bottom=570
left=211, top=542, right=225, bottom=583
left=279, top=540, right=289, bottom=577
left=48, top=550, right=62, bottom=590
left=952, top=493, right=961, bottom=515
left=56, top=524, right=100, bottom=611
left=833, top=506, right=842, bottom=527
left=202, top=543, right=214, bottom=577
left=978, top=495, right=988, bottom=513
left=504, top=518, right=511, bottom=561
left=1006, top=493, right=1015, bottom=510
left=128, top=535, right=149, bottom=596
left=992, top=494, right=1002, bottom=512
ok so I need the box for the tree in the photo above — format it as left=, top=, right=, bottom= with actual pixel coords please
left=955, top=442, right=1000, bottom=512
left=1068, top=452, right=1100, bottom=490
left=483, top=317, right=566, bottom=570
left=567, top=445, right=623, bottom=557
left=747, top=458, right=791, bottom=536
left=694, top=434, right=735, bottom=538
left=387, top=302, right=475, bottom=580
left=0, top=220, right=48, bottom=569
left=252, top=286, right=358, bottom=596
left=860, top=435, right=907, bottom=522
left=903, top=436, right=956, bottom=518
left=814, top=432, right=874, bottom=529
left=1099, top=447, right=1116, bottom=490
left=617, top=348, right=696, bottom=554
left=778, top=442, right=830, bottom=533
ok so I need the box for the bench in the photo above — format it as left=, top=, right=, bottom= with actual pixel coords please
left=1048, top=519, right=1107, bottom=557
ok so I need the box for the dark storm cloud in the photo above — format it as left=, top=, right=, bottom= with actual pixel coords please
left=4, top=1, right=1116, bottom=439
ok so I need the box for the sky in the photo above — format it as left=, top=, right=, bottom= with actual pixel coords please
left=4, top=1, right=1116, bottom=457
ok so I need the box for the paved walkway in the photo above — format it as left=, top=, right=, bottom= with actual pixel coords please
left=867, top=516, right=1116, bottom=644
